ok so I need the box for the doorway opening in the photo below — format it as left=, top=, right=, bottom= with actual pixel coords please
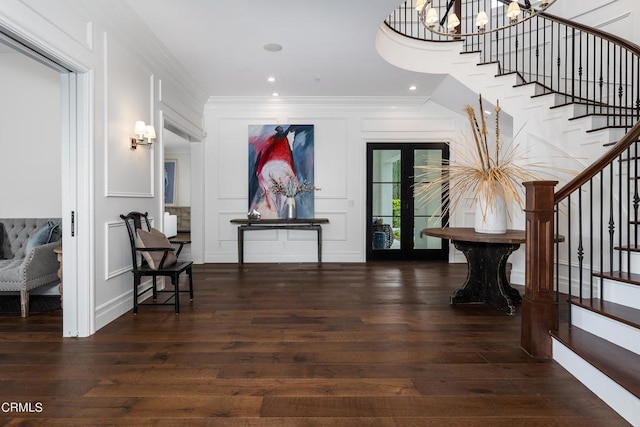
left=366, top=143, right=449, bottom=261
left=163, top=125, right=192, bottom=257
left=0, top=29, right=91, bottom=337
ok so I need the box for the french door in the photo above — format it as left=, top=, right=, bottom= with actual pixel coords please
left=366, top=143, right=449, bottom=261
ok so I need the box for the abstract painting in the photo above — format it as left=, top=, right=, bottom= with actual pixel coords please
left=164, top=159, right=177, bottom=205
left=248, top=125, right=315, bottom=219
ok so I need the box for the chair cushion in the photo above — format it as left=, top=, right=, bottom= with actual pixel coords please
left=25, top=221, right=62, bottom=256
left=135, top=228, right=177, bottom=270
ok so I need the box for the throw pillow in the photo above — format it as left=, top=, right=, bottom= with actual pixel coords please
left=136, top=228, right=177, bottom=270
left=25, top=221, right=62, bottom=256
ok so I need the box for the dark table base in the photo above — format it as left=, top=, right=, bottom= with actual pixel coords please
left=451, top=240, right=522, bottom=315
left=231, top=220, right=327, bottom=266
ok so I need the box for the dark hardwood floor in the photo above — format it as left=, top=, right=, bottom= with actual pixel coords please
left=0, top=262, right=629, bottom=426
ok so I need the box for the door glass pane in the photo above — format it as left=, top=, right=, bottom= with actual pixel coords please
left=372, top=149, right=400, bottom=250
left=414, top=149, right=443, bottom=250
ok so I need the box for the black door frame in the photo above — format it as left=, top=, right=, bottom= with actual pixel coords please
left=366, top=142, right=449, bottom=261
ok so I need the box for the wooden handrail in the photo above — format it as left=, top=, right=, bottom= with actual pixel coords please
left=555, top=120, right=640, bottom=204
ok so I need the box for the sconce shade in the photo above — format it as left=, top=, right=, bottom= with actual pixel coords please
left=507, top=1, right=521, bottom=21
left=134, top=121, right=147, bottom=137
left=476, top=11, right=489, bottom=29
left=447, top=13, right=460, bottom=31
left=425, top=7, right=439, bottom=27
left=131, top=121, right=156, bottom=149
left=145, top=125, right=156, bottom=141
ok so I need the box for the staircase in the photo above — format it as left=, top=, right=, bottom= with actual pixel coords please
left=381, top=1, right=640, bottom=424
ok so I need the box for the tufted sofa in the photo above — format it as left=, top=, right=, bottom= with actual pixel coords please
left=0, top=218, right=62, bottom=317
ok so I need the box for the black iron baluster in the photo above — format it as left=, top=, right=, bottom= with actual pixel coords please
left=568, top=195, right=573, bottom=315
left=571, top=27, right=575, bottom=102
left=565, top=25, right=569, bottom=96
left=557, top=23, right=562, bottom=93
left=544, top=16, right=549, bottom=89
left=600, top=169, right=605, bottom=299
left=627, top=146, right=632, bottom=278
left=635, top=142, right=639, bottom=249
left=535, top=15, right=540, bottom=83
left=578, top=29, right=583, bottom=102
left=637, top=55, right=640, bottom=122
left=589, top=178, right=595, bottom=301
left=578, top=185, right=584, bottom=302
left=625, top=49, right=629, bottom=129
left=556, top=204, right=560, bottom=305
left=609, top=164, right=615, bottom=273
left=619, top=152, right=623, bottom=272
left=599, top=38, right=604, bottom=115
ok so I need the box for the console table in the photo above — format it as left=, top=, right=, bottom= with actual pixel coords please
left=421, top=227, right=526, bottom=315
left=230, top=218, right=329, bottom=266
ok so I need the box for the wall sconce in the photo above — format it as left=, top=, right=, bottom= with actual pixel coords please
left=130, top=121, right=156, bottom=149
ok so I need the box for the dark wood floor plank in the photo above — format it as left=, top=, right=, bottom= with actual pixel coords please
left=260, top=395, right=619, bottom=418
left=0, top=262, right=629, bottom=425
left=84, top=378, right=420, bottom=398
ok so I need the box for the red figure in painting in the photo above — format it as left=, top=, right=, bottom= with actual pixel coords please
left=251, top=126, right=298, bottom=217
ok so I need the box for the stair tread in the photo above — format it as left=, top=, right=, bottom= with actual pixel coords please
left=596, top=271, right=640, bottom=286
left=614, top=246, right=640, bottom=253
left=572, top=297, right=640, bottom=328
left=570, top=113, right=640, bottom=120
left=552, top=325, right=640, bottom=398
left=587, top=125, right=633, bottom=133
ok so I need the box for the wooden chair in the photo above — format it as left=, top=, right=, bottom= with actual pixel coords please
left=120, top=211, right=193, bottom=314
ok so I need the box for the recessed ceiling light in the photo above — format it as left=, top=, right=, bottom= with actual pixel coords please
left=272, top=92, right=279, bottom=97
left=268, top=76, right=276, bottom=83
left=263, top=43, right=283, bottom=52
left=409, top=85, right=417, bottom=91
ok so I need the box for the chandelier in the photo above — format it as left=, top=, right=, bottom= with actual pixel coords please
left=415, top=0, right=557, bottom=37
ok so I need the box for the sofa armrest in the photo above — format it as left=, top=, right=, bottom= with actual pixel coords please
left=19, top=241, right=62, bottom=282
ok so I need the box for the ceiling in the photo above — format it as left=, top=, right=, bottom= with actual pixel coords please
left=124, top=0, right=446, bottom=99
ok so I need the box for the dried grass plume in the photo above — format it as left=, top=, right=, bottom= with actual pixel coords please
left=415, top=95, right=545, bottom=224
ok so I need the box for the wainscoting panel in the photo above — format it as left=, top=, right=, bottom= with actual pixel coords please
left=104, top=33, right=155, bottom=198
left=105, top=220, right=132, bottom=280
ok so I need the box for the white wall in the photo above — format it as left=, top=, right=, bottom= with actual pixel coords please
left=204, top=97, right=470, bottom=264
left=558, top=0, right=639, bottom=45
left=0, top=52, right=61, bottom=217
left=0, top=1, right=207, bottom=335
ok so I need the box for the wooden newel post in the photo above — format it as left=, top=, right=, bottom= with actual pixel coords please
left=521, top=181, right=558, bottom=358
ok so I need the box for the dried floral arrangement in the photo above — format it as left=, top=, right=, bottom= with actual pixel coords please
left=268, top=172, right=320, bottom=198
left=415, top=95, right=544, bottom=224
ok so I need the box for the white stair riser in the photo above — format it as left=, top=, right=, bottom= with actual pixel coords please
left=552, top=338, right=640, bottom=427
left=618, top=250, right=640, bottom=275
left=571, top=305, right=640, bottom=355
left=601, top=278, right=640, bottom=310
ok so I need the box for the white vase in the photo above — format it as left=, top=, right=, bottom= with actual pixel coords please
left=474, top=192, right=507, bottom=234
left=285, top=197, right=297, bottom=219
